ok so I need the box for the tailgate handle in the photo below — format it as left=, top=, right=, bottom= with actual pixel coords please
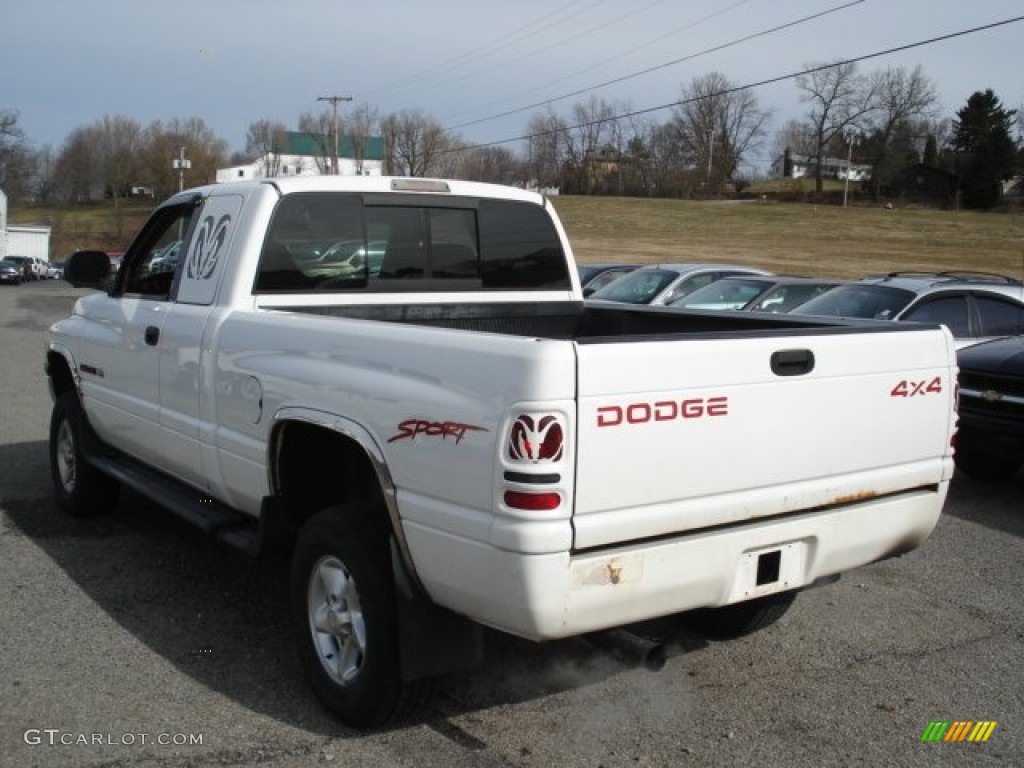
left=771, top=348, right=814, bottom=376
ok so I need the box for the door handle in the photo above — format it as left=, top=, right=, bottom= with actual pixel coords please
left=144, top=326, right=160, bottom=346
left=771, top=348, right=814, bottom=376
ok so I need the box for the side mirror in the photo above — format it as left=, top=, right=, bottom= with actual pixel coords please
left=582, top=286, right=596, bottom=298
left=65, top=250, right=114, bottom=288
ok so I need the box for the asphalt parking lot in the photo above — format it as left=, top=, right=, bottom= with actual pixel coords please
left=1, top=279, right=1021, bottom=768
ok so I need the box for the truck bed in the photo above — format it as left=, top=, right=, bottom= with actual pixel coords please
left=280, top=300, right=908, bottom=341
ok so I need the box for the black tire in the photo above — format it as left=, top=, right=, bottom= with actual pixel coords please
left=954, top=449, right=1022, bottom=482
left=49, top=393, right=120, bottom=516
left=290, top=503, right=428, bottom=728
left=687, top=592, right=797, bottom=640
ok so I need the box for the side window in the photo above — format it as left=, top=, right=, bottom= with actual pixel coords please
left=256, top=193, right=364, bottom=292
left=120, top=203, right=196, bottom=298
left=975, top=296, right=1024, bottom=336
left=665, top=273, right=715, bottom=303
left=901, top=296, right=970, bottom=337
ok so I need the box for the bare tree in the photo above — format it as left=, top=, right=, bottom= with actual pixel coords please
left=380, top=109, right=448, bottom=177
left=525, top=108, right=568, bottom=190
left=863, top=66, right=938, bottom=198
left=796, top=61, right=877, bottom=193
left=345, top=103, right=378, bottom=176
left=771, top=118, right=818, bottom=170
left=562, top=96, right=618, bottom=194
left=53, top=126, right=97, bottom=203
left=672, top=72, right=772, bottom=195
left=94, top=115, right=143, bottom=207
left=137, top=117, right=228, bottom=199
left=646, top=121, right=691, bottom=197
left=245, top=119, right=288, bottom=176
left=457, top=145, right=519, bottom=184
left=0, top=108, right=37, bottom=204
left=297, top=111, right=335, bottom=174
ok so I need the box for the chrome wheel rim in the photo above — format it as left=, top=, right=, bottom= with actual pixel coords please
left=55, top=418, right=76, bottom=493
left=308, top=555, right=366, bottom=685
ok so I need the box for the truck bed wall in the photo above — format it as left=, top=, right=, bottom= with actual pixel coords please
left=280, top=301, right=898, bottom=341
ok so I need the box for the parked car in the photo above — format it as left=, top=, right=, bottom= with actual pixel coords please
left=588, top=263, right=771, bottom=306
left=300, top=239, right=387, bottom=279
left=47, top=262, right=64, bottom=280
left=577, top=262, right=640, bottom=297
left=791, top=271, right=1024, bottom=348
left=3, top=255, right=37, bottom=281
left=670, top=276, right=844, bottom=313
left=0, top=259, right=23, bottom=284
left=954, top=335, right=1024, bottom=480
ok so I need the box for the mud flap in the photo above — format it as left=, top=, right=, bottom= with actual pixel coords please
left=391, top=541, right=485, bottom=681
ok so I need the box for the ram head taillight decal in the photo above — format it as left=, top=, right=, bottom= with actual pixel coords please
left=508, top=414, right=565, bottom=463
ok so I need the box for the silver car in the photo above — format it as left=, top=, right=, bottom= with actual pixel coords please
left=587, top=262, right=772, bottom=306
left=791, top=271, right=1024, bottom=348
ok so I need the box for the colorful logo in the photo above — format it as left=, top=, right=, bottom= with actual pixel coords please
left=921, top=721, right=997, bottom=743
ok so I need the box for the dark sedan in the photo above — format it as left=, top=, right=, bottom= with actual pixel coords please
left=0, top=259, right=24, bottom=285
left=955, top=335, right=1024, bottom=481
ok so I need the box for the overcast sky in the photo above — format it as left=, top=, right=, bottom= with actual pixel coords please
left=3, top=0, right=1022, bottom=169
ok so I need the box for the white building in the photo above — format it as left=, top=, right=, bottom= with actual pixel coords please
left=217, top=131, right=385, bottom=183
left=772, top=151, right=872, bottom=182
left=0, top=189, right=52, bottom=261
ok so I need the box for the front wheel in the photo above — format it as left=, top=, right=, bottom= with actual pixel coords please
left=686, top=592, right=797, bottom=640
left=290, top=504, right=428, bottom=728
left=49, top=393, right=119, bottom=516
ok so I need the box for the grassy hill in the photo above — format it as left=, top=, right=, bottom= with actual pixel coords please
left=8, top=200, right=155, bottom=260
left=9, top=195, right=1024, bottom=279
left=550, top=196, right=1024, bottom=279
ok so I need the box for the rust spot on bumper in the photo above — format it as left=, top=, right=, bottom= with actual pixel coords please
left=828, top=490, right=879, bottom=506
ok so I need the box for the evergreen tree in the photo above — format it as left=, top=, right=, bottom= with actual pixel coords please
left=951, top=89, right=1017, bottom=208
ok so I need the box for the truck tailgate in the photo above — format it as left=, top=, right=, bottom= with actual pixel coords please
left=572, top=327, right=955, bottom=550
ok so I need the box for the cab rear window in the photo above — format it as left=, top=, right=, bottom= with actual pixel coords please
left=255, top=193, right=570, bottom=293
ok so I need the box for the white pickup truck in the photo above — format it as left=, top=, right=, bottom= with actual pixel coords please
left=48, top=176, right=957, bottom=727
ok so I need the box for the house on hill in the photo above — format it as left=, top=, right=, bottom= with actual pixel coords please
left=771, top=149, right=871, bottom=182
left=217, top=131, right=385, bottom=183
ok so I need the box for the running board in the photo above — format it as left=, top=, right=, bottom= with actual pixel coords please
left=89, top=453, right=260, bottom=556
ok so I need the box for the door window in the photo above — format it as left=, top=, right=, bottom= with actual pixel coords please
left=901, top=296, right=970, bottom=337
left=975, top=295, right=1024, bottom=336
left=120, top=203, right=196, bottom=298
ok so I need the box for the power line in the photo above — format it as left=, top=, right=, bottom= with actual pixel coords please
left=368, top=0, right=607, bottom=97
left=444, top=0, right=746, bottom=123
left=450, top=14, right=1024, bottom=153
left=446, top=0, right=865, bottom=131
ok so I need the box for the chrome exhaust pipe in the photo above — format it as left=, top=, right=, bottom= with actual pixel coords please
left=586, top=629, right=667, bottom=671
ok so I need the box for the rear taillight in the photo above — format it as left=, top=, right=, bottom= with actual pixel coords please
left=504, top=491, right=561, bottom=511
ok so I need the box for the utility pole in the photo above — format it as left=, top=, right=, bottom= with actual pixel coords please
left=843, top=129, right=860, bottom=208
left=317, top=95, right=352, bottom=175
left=706, top=129, right=715, bottom=188
left=172, top=146, right=191, bottom=192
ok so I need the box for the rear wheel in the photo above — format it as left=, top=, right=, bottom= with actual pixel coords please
left=687, top=592, right=797, bottom=640
left=49, top=393, right=119, bottom=516
left=290, top=504, right=428, bottom=728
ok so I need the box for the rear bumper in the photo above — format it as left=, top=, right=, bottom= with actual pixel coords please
left=404, top=482, right=947, bottom=641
